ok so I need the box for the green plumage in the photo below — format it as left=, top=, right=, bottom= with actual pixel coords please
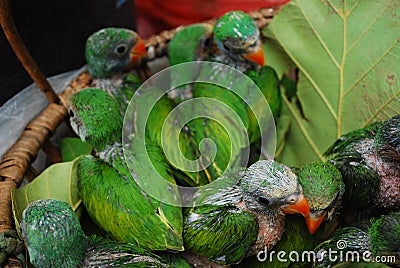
left=84, top=235, right=171, bottom=267
left=324, top=115, right=400, bottom=211
left=184, top=205, right=258, bottom=265
left=213, top=11, right=258, bottom=47
left=297, top=161, right=344, bottom=218
left=168, top=23, right=213, bottom=66
left=314, top=227, right=371, bottom=267
left=244, top=66, right=282, bottom=143
left=250, top=162, right=344, bottom=268
left=368, top=211, right=400, bottom=256
left=374, top=114, right=400, bottom=163
left=21, top=199, right=88, bottom=268
left=68, top=88, right=183, bottom=251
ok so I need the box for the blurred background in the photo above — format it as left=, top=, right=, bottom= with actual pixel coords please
left=0, top=0, right=289, bottom=106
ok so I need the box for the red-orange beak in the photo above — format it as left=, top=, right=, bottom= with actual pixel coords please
left=305, top=212, right=327, bottom=235
left=281, top=195, right=310, bottom=217
left=243, top=44, right=265, bottom=66
left=130, top=38, right=147, bottom=63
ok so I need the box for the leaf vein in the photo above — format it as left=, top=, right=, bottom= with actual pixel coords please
left=298, top=2, right=341, bottom=69
left=344, top=37, right=400, bottom=97
left=348, top=0, right=361, bottom=15
left=326, top=0, right=344, bottom=19
left=363, top=89, right=400, bottom=126
left=282, top=92, right=325, bottom=161
left=346, top=0, right=393, bottom=54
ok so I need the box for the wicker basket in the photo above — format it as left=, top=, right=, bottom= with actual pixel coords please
left=0, top=7, right=279, bottom=267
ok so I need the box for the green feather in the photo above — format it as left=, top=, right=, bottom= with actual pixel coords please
left=323, top=121, right=383, bottom=210
left=183, top=160, right=305, bottom=266
left=84, top=235, right=171, bottom=267
left=313, top=227, right=370, bottom=267
left=67, top=88, right=123, bottom=152
left=168, top=23, right=214, bottom=66
left=375, top=114, right=400, bottom=163
left=184, top=205, right=258, bottom=265
left=77, top=154, right=183, bottom=251
left=213, top=11, right=258, bottom=47
left=324, top=121, right=383, bottom=157
left=244, top=66, right=282, bottom=143
left=368, top=211, right=400, bottom=256
left=21, top=199, right=88, bottom=268
left=297, top=161, right=344, bottom=216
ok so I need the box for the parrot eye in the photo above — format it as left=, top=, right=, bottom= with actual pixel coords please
left=68, top=109, right=75, bottom=118
left=203, top=37, right=212, bottom=47
left=258, top=196, right=270, bottom=206
left=115, top=44, right=128, bottom=55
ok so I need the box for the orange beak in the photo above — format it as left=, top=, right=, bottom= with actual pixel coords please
left=130, top=38, right=147, bottom=63
left=281, top=195, right=310, bottom=217
left=305, top=212, right=327, bottom=235
left=243, top=44, right=265, bottom=66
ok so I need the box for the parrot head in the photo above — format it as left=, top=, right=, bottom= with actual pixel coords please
left=85, top=27, right=146, bottom=78
left=66, top=88, right=123, bottom=151
left=297, top=161, right=345, bottom=234
left=213, top=11, right=265, bottom=67
left=240, top=160, right=310, bottom=217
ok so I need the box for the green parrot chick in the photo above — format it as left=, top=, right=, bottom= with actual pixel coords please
left=21, top=199, right=88, bottom=268
left=85, top=27, right=146, bottom=78
left=183, top=159, right=310, bottom=265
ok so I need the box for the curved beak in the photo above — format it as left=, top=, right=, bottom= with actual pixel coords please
left=130, top=38, right=147, bottom=63
left=281, top=194, right=310, bottom=217
left=305, top=211, right=327, bottom=235
left=243, top=43, right=265, bottom=66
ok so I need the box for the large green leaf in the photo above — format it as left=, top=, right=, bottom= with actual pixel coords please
left=269, top=0, right=400, bottom=166
left=12, top=157, right=82, bottom=236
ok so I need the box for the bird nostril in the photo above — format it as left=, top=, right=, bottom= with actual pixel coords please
left=288, top=197, right=297, bottom=204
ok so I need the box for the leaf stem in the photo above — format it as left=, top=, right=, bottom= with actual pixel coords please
left=337, top=0, right=348, bottom=138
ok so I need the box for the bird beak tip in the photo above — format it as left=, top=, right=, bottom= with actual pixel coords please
left=305, top=213, right=327, bottom=235
left=243, top=45, right=265, bottom=66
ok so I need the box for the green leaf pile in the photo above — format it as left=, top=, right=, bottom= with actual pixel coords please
left=266, top=0, right=400, bottom=166
left=12, top=157, right=82, bottom=235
